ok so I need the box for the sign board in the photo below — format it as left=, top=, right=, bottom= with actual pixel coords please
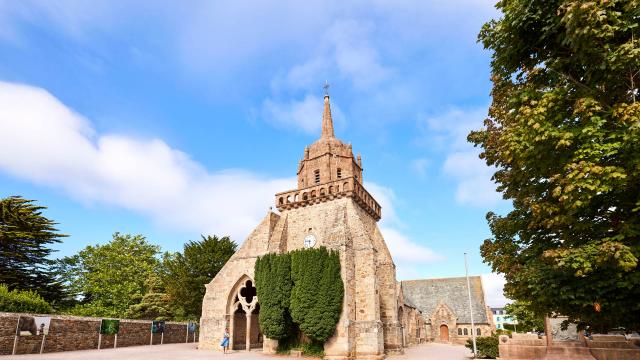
left=152, top=320, right=165, bottom=334
left=100, top=319, right=120, bottom=335
left=16, top=316, right=51, bottom=336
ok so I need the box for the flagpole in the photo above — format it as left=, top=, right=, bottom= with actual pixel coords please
left=465, top=252, right=477, bottom=358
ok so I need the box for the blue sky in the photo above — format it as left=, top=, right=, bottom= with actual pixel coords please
left=0, top=1, right=510, bottom=305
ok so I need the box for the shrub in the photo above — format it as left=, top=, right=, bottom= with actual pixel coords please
left=301, top=340, right=324, bottom=357
left=466, top=335, right=499, bottom=359
left=290, top=247, right=343, bottom=343
left=0, top=284, right=52, bottom=313
left=255, top=247, right=343, bottom=346
left=255, top=253, right=293, bottom=340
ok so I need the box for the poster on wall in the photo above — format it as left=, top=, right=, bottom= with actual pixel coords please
left=16, top=316, right=51, bottom=336
left=152, top=320, right=165, bottom=334
left=100, top=319, right=120, bottom=335
left=188, top=321, right=197, bottom=333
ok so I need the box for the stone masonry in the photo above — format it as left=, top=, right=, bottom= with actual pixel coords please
left=199, top=94, right=409, bottom=359
left=0, top=312, right=197, bottom=356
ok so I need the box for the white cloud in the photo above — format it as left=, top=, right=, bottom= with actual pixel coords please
left=0, top=80, right=435, bottom=271
left=262, top=94, right=345, bottom=135
left=262, top=18, right=390, bottom=134
left=0, top=81, right=294, bottom=240
left=419, top=107, right=504, bottom=207
left=481, top=273, right=509, bottom=308
left=443, top=150, right=502, bottom=206
left=366, top=182, right=442, bottom=274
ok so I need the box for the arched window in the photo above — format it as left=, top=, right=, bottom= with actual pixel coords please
left=279, top=197, right=284, bottom=205
left=477, top=328, right=481, bottom=336
left=463, top=328, right=468, bottom=335
left=320, top=188, right=326, bottom=195
left=458, top=328, right=462, bottom=335
left=303, top=192, right=308, bottom=200
left=337, top=168, right=342, bottom=179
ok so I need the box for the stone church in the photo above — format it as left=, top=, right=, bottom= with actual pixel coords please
left=199, top=92, right=492, bottom=358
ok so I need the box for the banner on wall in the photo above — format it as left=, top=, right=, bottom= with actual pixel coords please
left=100, top=319, right=120, bottom=335
left=188, top=321, right=197, bottom=333
left=151, top=320, right=165, bottom=334
left=16, top=316, right=51, bottom=336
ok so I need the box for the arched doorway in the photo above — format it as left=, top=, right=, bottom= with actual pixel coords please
left=439, top=324, right=449, bottom=342
left=228, top=277, right=261, bottom=351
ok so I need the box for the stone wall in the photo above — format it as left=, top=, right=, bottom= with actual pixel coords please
left=0, top=312, right=198, bottom=355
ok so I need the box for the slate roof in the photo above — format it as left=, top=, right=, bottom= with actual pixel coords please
left=401, top=276, right=489, bottom=324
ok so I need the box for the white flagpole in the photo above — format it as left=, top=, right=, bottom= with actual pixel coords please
left=465, top=252, right=477, bottom=358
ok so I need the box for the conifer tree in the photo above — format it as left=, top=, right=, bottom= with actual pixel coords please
left=290, top=247, right=343, bottom=343
left=0, top=196, right=66, bottom=303
left=255, top=253, right=293, bottom=339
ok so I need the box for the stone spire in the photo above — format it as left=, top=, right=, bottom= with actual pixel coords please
left=321, top=82, right=335, bottom=139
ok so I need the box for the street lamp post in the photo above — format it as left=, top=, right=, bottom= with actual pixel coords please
left=465, top=252, right=478, bottom=358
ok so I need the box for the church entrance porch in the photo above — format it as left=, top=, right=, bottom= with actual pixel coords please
left=228, top=277, right=262, bottom=351
left=440, top=325, right=449, bottom=342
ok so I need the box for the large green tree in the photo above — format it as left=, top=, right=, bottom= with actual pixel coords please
left=126, top=275, right=173, bottom=320
left=0, top=196, right=66, bottom=303
left=161, top=235, right=236, bottom=320
left=504, top=301, right=545, bottom=333
left=57, top=233, right=160, bottom=317
left=471, top=0, right=640, bottom=330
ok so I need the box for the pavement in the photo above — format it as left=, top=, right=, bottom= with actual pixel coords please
left=13, top=342, right=474, bottom=359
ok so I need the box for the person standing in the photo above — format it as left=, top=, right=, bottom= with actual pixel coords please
left=220, top=328, right=230, bottom=354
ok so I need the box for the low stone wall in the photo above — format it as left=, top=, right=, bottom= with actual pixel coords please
left=498, top=333, right=640, bottom=360
left=0, top=312, right=199, bottom=355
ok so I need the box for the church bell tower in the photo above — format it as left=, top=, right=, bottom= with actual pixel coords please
left=275, top=92, right=381, bottom=221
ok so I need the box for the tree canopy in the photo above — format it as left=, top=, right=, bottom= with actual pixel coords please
left=504, top=301, right=545, bottom=333
left=161, top=235, right=236, bottom=320
left=0, top=196, right=67, bottom=303
left=57, top=233, right=160, bottom=318
left=471, top=0, right=640, bottom=330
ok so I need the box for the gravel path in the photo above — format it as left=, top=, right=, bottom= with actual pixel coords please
left=13, top=342, right=474, bottom=359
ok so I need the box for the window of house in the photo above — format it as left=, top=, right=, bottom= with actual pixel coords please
left=314, top=170, right=320, bottom=184
left=497, top=324, right=501, bottom=329
left=458, top=328, right=462, bottom=335
left=497, top=317, right=501, bottom=322
left=463, top=328, right=468, bottom=335
left=337, top=168, right=342, bottom=179
left=477, top=328, right=481, bottom=336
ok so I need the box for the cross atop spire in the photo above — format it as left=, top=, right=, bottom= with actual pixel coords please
left=321, top=82, right=334, bottom=139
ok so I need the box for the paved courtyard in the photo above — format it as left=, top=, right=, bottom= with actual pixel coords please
left=14, top=342, right=474, bottom=359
